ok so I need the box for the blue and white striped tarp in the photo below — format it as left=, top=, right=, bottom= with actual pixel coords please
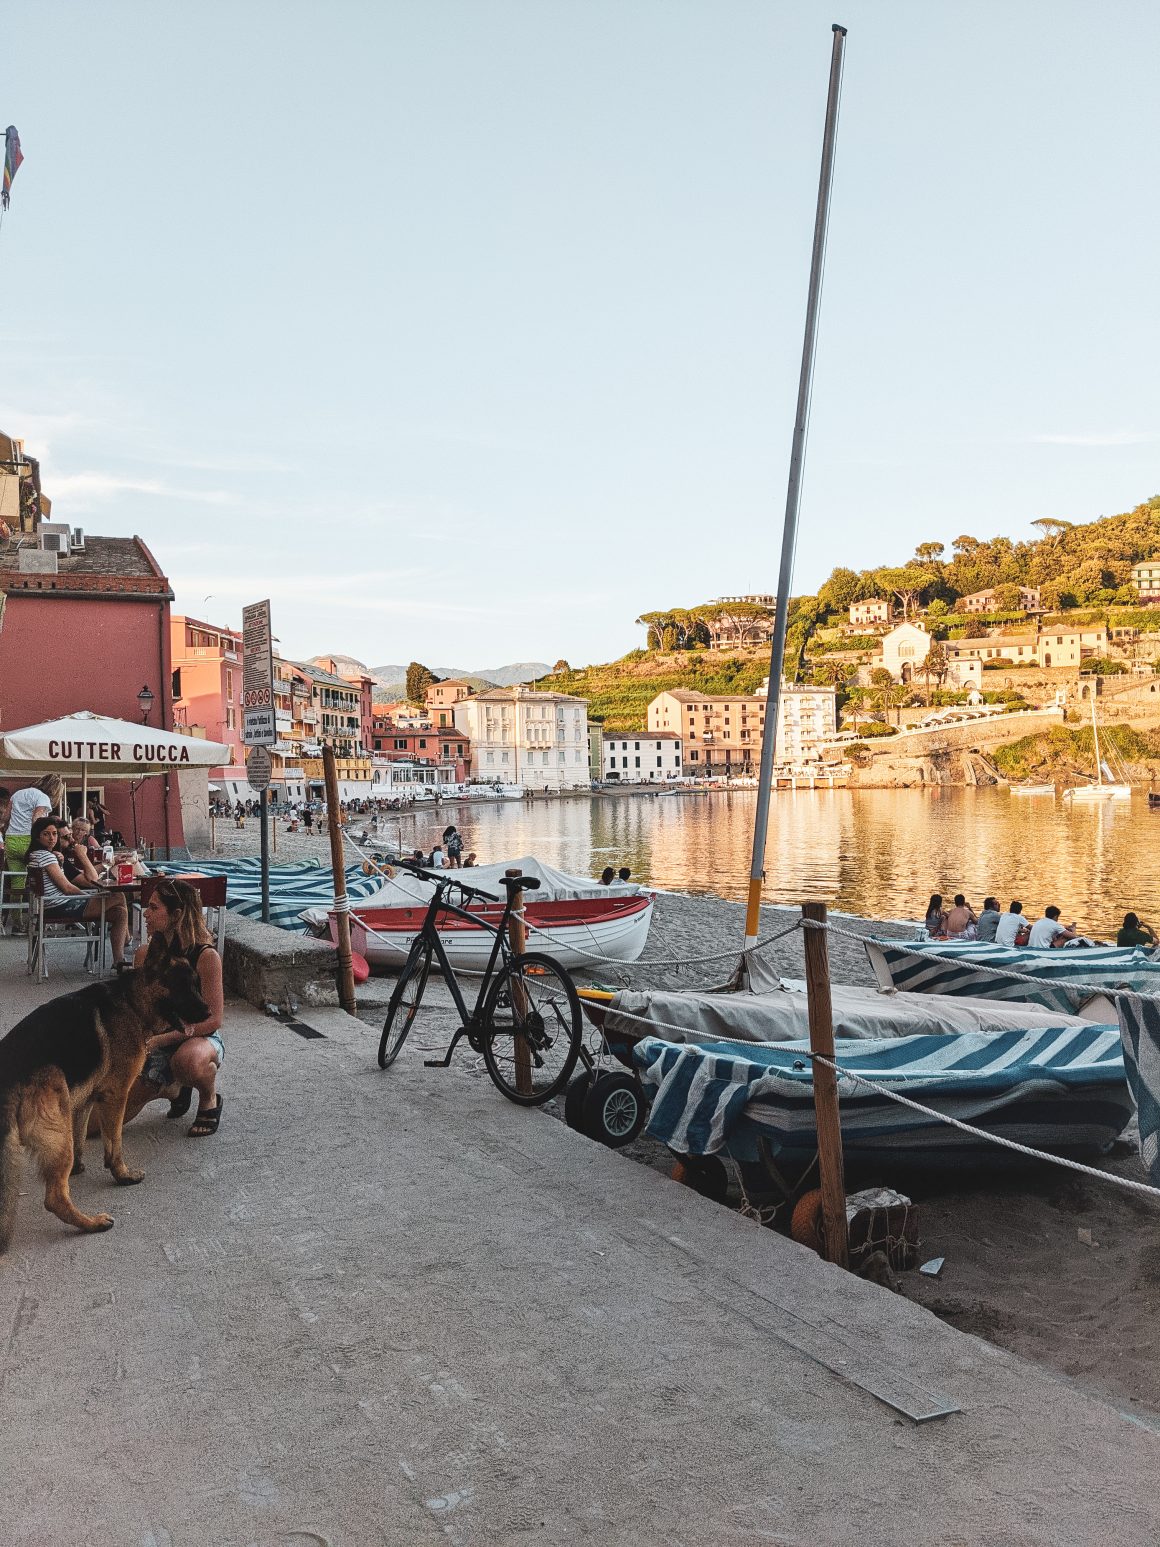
left=1115, top=994, right=1160, bottom=1185
left=865, top=938, right=1159, bottom=1013
left=632, top=1026, right=1131, bottom=1165
left=152, top=857, right=384, bottom=931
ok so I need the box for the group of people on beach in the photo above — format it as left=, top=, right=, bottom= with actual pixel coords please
left=925, top=892, right=1156, bottom=950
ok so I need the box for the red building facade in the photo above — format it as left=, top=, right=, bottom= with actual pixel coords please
left=0, top=533, right=185, bottom=850
left=369, top=716, right=472, bottom=781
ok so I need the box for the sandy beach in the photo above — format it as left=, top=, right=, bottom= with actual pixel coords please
left=193, top=818, right=1160, bottom=1418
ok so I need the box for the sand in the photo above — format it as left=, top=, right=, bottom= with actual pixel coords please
left=196, top=820, right=1160, bottom=1419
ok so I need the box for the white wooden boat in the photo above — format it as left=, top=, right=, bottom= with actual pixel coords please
left=1010, top=782, right=1055, bottom=796
left=334, top=891, right=656, bottom=971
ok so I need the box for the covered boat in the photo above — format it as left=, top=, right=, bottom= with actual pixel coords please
left=632, top=1025, right=1132, bottom=1168
left=866, top=937, right=1160, bottom=1011
left=597, top=975, right=1115, bottom=1050
left=336, top=890, right=655, bottom=971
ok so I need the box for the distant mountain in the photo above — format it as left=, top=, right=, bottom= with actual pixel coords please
left=367, top=661, right=553, bottom=692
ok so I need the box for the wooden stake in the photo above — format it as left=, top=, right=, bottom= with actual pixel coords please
left=801, top=901, right=849, bottom=1268
left=504, top=867, right=532, bottom=1097
left=324, top=744, right=358, bottom=1016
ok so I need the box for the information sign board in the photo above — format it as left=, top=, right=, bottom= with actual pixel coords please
left=242, top=599, right=276, bottom=746
left=246, top=745, right=272, bottom=792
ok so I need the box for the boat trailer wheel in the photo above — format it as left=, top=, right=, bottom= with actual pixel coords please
left=581, top=1071, right=647, bottom=1148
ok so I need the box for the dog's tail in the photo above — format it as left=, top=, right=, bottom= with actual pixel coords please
left=0, top=1102, right=22, bottom=1254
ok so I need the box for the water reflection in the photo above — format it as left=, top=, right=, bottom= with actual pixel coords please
left=383, top=789, right=1149, bottom=934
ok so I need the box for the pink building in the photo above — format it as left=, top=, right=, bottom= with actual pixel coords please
left=170, top=615, right=244, bottom=782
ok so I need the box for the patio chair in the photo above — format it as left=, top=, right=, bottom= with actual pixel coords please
left=139, top=874, right=228, bottom=955
left=25, top=865, right=110, bottom=981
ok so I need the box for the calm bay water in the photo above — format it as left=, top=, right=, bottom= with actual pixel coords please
left=382, top=788, right=1159, bottom=935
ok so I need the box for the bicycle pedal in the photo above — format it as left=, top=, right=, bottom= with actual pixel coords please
left=423, top=1058, right=442, bottom=1068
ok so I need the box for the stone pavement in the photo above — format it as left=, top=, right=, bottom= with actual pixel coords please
left=1, top=938, right=1159, bottom=1546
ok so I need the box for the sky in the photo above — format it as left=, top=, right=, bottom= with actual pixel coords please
left=3, top=1, right=1158, bottom=672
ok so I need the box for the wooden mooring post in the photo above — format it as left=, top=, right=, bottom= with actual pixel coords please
left=802, top=900, right=849, bottom=1268
left=505, top=868, right=533, bottom=1097
left=324, top=744, right=358, bottom=1017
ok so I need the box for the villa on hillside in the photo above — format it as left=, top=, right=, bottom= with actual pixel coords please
left=958, top=586, right=1042, bottom=614
left=849, top=598, right=891, bottom=627
left=879, top=622, right=982, bottom=688
left=1131, top=560, right=1160, bottom=603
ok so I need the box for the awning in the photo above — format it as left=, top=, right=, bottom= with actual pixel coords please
left=0, top=711, right=231, bottom=779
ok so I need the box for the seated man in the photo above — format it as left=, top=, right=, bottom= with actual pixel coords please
left=943, top=894, right=978, bottom=940
left=975, top=897, right=1001, bottom=942
left=1028, top=905, right=1079, bottom=949
left=995, top=900, right=1025, bottom=946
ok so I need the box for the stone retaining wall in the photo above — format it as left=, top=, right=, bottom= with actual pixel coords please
left=222, top=913, right=338, bottom=1010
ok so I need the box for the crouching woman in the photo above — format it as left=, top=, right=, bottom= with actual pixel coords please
left=126, top=879, right=225, bottom=1137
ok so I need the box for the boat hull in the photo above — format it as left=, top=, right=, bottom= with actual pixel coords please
left=336, top=893, right=655, bottom=971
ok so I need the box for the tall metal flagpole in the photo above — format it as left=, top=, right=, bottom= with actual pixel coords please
left=742, top=23, right=847, bottom=960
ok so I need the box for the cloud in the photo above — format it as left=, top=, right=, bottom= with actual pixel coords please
left=1030, top=430, right=1160, bottom=447
left=48, top=472, right=232, bottom=507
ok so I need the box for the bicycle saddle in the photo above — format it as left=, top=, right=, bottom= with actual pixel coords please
left=499, top=874, right=540, bottom=892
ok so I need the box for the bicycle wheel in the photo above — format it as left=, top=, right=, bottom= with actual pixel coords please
left=378, top=944, right=431, bottom=1069
left=479, top=951, right=582, bottom=1105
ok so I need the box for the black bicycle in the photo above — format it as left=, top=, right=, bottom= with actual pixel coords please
left=377, top=870, right=582, bottom=1105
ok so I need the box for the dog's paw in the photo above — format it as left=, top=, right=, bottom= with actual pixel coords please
left=112, top=1169, right=144, bottom=1187
left=70, top=1160, right=85, bottom=1176
left=88, top=1213, right=115, bottom=1232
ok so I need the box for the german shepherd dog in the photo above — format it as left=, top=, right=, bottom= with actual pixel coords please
left=0, top=954, right=210, bottom=1251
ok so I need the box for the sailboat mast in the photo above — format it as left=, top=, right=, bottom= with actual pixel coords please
left=1091, top=694, right=1103, bottom=787
left=742, top=24, right=847, bottom=955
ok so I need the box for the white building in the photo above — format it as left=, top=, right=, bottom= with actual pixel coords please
left=755, top=679, right=838, bottom=763
left=453, top=687, right=590, bottom=790
left=850, top=598, right=890, bottom=627
left=880, top=621, right=982, bottom=688
left=603, top=732, right=683, bottom=782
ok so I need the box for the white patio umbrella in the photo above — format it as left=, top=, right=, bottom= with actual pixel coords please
left=0, top=710, right=231, bottom=819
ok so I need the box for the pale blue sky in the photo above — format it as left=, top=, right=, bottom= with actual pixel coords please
left=3, top=2, right=1157, bottom=670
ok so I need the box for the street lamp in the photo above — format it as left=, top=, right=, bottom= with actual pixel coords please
left=137, top=685, right=155, bottom=723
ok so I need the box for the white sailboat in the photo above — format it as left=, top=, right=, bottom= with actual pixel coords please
left=1064, top=697, right=1131, bottom=802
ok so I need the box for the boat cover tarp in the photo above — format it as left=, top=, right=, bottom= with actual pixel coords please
left=864, top=938, right=1160, bottom=1012
left=604, top=979, right=1111, bottom=1046
left=632, top=1025, right=1128, bottom=1160
left=1115, top=992, right=1160, bottom=1185
left=356, top=853, right=641, bottom=907
left=151, top=857, right=384, bottom=930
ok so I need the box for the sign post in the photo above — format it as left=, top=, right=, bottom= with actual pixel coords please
left=242, top=601, right=276, bottom=923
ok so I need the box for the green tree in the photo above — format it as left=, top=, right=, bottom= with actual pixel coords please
left=405, top=662, right=438, bottom=704
left=875, top=564, right=929, bottom=619
left=818, top=566, right=861, bottom=612
left=991, top=583, right=1023, bottom=611
left=914, top=542, right=945, bottom=564
left=552, top=659, right=572, bottom=673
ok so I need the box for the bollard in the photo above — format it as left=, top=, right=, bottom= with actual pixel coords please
left=802, top=900, right=849, bottom=1268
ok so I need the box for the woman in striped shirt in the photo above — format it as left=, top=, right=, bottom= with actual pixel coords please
left=26, top=816, right=131, bottom=971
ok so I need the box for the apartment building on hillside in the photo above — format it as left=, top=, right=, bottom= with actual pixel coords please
left=1131, top=560, right=1160, bottom=602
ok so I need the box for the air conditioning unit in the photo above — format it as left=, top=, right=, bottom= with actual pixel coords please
left=70, top=527, right=85, bottom=551
left=39, top=521, right=71, bottom=555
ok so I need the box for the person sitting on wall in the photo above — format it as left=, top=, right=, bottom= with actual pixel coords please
left=1117, top=912, right=1157, bottom=949
left=26, top=815, right=131, bottom=970
left=995, top=900, right=1026, bottom=946
left=1027, top=906, right=1080, bottom=949
left=944, top=895, right=978, bottom=940
left=975, top=897, right=1001, bottom=943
